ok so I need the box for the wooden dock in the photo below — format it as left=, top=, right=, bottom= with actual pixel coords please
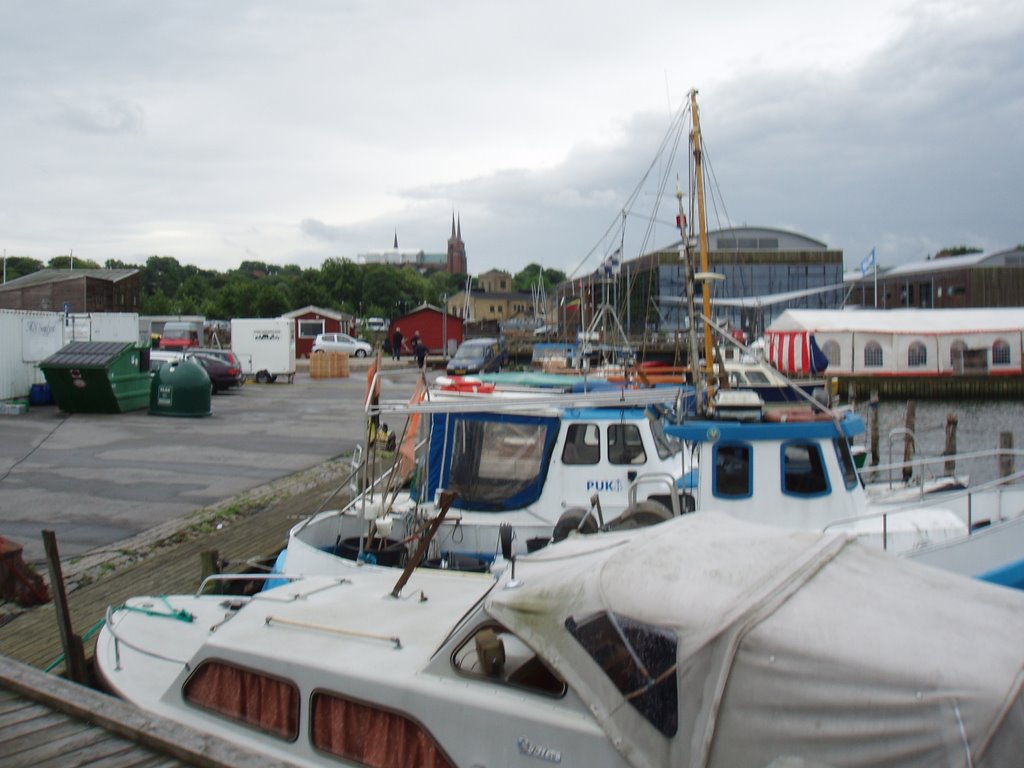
left=0, top=466, right=353, bottom=673
left=0, top=655, right=302, bottom=767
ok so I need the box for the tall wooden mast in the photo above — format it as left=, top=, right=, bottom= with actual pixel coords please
left=689, top=89, right=714, bottom=378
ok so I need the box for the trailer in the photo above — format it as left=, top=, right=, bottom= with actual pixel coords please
left=230, top=318, right=296, bottom=383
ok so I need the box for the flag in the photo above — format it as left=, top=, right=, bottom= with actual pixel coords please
left=859, top=248, right=876, bottom=275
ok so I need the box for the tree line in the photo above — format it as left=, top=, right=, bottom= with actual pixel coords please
left=2, top=254, right=567, bottom=321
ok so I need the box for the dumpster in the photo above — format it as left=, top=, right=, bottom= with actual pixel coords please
left=149, top=358, right=211, bottom=417
left=39, top=342, right=152, bottom=414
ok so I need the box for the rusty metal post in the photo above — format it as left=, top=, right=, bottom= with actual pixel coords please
left=1000, top=432, right=1015, bottom=479
left=902, top=401, right=916, bottom=482
left=869, top=390, right=880, bottom=467
left=943, top=413, right=958, bottom=475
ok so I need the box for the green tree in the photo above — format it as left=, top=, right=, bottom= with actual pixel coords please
left=140, top=288, right=175, bottom=315
left=513, top=263, right=566, bottom=292
left=934, top=246, right=982, bottom=258
left=2, top=256, right=44, bottom=281
left=48, top=255, right=101, bottom=269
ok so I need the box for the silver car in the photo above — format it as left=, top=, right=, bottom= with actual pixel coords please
left=312, top=332, right=372, bottom=357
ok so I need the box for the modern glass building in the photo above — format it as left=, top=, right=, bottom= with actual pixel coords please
left=556, top=227, right=844, bottom=344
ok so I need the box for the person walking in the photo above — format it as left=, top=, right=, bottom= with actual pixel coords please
left=391, top=327, right=403, bottom=360
left=413, top=332, right=428, bottom=370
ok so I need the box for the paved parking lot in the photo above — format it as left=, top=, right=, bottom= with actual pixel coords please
left=0, top=361, right=421, bottom=565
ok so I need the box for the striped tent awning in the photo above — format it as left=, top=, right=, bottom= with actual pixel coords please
left=765, top=331, right=829, bottom=375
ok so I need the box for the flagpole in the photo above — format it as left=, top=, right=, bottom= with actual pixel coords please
left=873, top=248, right=878, bottom=308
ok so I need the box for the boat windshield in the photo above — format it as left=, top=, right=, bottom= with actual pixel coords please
left=430, top=412, right=560, bottom=511
left=648, top=412, right=683, bottom=460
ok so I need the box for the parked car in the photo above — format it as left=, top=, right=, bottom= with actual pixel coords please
left=192, top=352, right=243, bottom=393
left=194, top=348, right=243, bottom=370
left=446, top=337, right=506, bottom=376
left=363, top=317, right=389, bottom=332
left=148, top=349, right=186, bottom=371
left=312, top=333, right=372, bottom=358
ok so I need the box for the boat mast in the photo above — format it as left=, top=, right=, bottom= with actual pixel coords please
left=689, top=89, right=714, bottom=382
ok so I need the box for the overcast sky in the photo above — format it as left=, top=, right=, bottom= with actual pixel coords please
left=2, top=1, right=1021, bottom=280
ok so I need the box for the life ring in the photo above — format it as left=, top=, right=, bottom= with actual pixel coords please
left=436, top=375, right=496, bottom=394
left=763, top=407, right=833, bottom=423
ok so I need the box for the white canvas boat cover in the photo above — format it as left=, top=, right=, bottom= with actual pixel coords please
left=486, top=513, right=1024, bottom=768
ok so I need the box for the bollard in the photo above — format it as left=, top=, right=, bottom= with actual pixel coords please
left=869, top=390, right=880, bottom=467
left=902, top=401, right=916, bottom=483
left=1000, top=432, right=1015, bottom=479
left=944, top=413, right=958, bottom=476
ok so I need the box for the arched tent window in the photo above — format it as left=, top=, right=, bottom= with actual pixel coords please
left=864, top=341, right=883, bottom=368
left=822, top=340, right=841, bottom=368
left=908, top=341, right=927, bottom=367
left=950, top=339, right=968, bottom=372
left=993, top=339, right=1011, bottom=366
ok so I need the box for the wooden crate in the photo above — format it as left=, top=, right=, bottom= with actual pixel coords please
left=310, top=351, right=349, bottom=378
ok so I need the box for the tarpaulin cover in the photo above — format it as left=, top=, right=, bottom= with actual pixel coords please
left=487, top=514, right=1024, bottom=768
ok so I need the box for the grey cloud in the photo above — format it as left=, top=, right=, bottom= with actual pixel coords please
left=56, top=99, right=145, bottom=135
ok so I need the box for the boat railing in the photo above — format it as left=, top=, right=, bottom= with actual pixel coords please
left=862, top=445, right=1024, bottom=499
left=825, top=465, right=1024, bottom=549
left=628, top=473, right=684, bottom=517
left=195, top=572, right=308, bottom=596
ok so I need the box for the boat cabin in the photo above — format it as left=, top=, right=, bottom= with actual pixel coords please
left=666, top=401, right=967, bottom=553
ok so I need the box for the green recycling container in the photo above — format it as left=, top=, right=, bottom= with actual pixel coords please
left=39, top=341, right=152, bottom=413
left=149, top=357, right=212, bottom=417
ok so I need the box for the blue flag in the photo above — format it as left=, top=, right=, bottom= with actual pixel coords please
left=860, top=248, right=876, bottom=274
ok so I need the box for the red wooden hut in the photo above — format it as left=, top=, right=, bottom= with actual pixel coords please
left=393, top=304, right=463, bottom=355
left=283, top=306, right=355, bottom=358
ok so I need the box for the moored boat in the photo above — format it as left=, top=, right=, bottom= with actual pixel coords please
left=95, top=512, right=1024, bottom=767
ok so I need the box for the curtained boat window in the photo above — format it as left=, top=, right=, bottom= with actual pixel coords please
left=183, top=660, right=299, bottom=741
left=311, top=691, right=454, bottom=768
left=566, top=612, right=678, bottom=737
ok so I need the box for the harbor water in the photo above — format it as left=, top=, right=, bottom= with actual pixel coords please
left=848, top=397, right=1024, bottom=487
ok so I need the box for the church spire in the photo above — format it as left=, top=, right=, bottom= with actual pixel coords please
left=393, top=231, right=398, bottom=249
left=451, top=212, right=456, bottom=238
left=457, top=214, right=462, bottom=240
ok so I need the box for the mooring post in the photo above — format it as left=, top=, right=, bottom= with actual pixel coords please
left=42, top=529, right=88, bottom=684
left=944, top=412, right=958, bottom=476
left=200, top=549, right=220, bottom=592
left=1000, top=432, right=1015, bottom=479
left=869, top=389, right=880, bottom=467
left=902, top=401, right=916, bottom=482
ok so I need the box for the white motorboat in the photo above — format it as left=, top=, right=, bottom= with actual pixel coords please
left=96, top=513, right=1024, bottom=767
left=281, top=377, right=696, bottom=578
left=666, top=390, right=1024, bottom=588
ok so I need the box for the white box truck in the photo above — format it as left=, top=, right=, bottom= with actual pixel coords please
left=230, top=318, right=296, bottom=383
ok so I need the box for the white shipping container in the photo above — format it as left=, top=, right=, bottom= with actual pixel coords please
left=0, top=310, right=141, bottom=401
left=230, top=318, right=296, bottom=383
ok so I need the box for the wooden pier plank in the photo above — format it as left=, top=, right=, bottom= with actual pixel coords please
left=0, top=655, right=304, bottom=768
left=0, top=474, right=347, bottom=670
